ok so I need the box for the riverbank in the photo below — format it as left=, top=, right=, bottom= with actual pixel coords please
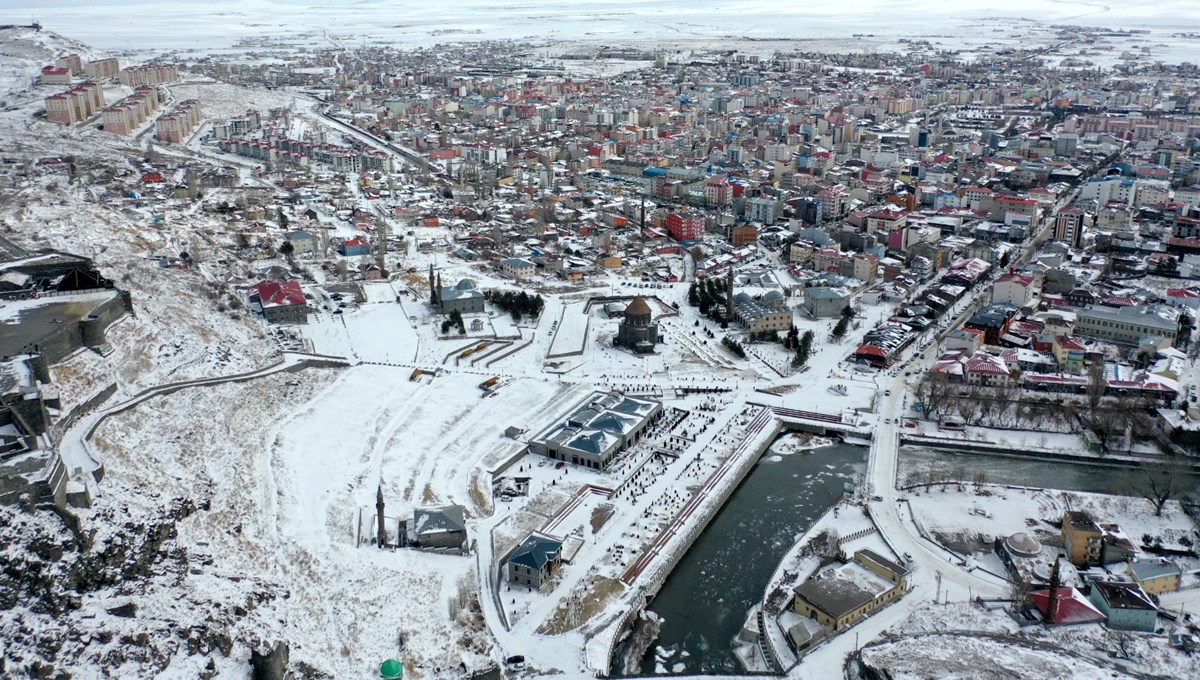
left=905, top=483, right=1199, bottom=579
left=743, top=497, right=903, bottom=674
left=900, top=427, right=1200, bottom=471
left=610, top=439, right=867, bottom=675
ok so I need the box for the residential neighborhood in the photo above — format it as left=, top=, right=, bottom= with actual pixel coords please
left=0, top=4, right=1199, bottom=680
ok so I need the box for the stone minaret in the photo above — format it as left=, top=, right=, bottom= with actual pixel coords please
left=725, top=267, right=734, bottom=321
left=1046, top=555, right=1061, bottom=625
left=376, top=485, right=386, bottom=549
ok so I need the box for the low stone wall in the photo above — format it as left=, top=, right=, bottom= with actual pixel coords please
left=49, top=382, right=117, bottom=445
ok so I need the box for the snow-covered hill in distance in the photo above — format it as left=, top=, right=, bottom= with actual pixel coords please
left=1, top=0, right=1199, bottom=52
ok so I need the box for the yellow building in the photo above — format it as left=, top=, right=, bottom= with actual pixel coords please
left=792, top=549, right=910, bottom=631
left=1127, top=559, right=1182, bottom=595
left=1062, top=511, right=1103, bottom=567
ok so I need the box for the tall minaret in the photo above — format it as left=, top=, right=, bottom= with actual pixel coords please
left=725, top=267, right=734, bottom=321
left=435, top=273, right=443, bottom=313
left=376, top=485, right=386, bottom=549
left=1046, top=555, right=1061, bottom=625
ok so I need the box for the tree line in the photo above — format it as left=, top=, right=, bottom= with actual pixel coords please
left=487, top=290, right=545, bottom=322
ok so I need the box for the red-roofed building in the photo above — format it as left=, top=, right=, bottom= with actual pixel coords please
left=964, top=352, right=1012, bottom=387
left=250, top=280, right=308, bottom=324
left=992, top=271, right=1036, bottom=307
left=1028, top=587, right=1106, bottom=626
left=1052, top=335, right=1086, bottom=374
left=1165, top=288, right=1200, bottom=310
left=41, top=66, right=72, bottom=85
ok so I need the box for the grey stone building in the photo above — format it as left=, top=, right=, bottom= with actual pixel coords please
left=803, top=286, right=852, bottom=319
left=614, top=296, right=658, bottom=353
left=408, top=505, right=468, bottom=552
left=503, top=532, right=562, bottom=590
left=429, top=265, right=485, bottom=315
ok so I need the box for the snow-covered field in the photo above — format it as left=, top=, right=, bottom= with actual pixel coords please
left=5, top=0, right=1200, bottom=57
left=76, top=365, right=590, bottom=677
left=908, top=483, right=1198, bottom=564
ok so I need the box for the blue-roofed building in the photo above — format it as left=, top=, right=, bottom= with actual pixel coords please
left=529, top=391, right=662, bottom=469
left=504, top=532, right=563, bottom=590
left=501, top=257, right=537, bottom=281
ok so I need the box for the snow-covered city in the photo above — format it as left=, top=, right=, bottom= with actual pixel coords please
left=1, top=1, right=1200, bottom=678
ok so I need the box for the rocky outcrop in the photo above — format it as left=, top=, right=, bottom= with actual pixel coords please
left=0, top=494, right=284, bottom=678
left=250, top=641, right=290, bottom=680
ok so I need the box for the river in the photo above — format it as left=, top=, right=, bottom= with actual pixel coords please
left=897, top=446, right=1200, bottom=493
left=620, top=440, right=1197, bottom=676
left=625, top=436, right=866, bottom=676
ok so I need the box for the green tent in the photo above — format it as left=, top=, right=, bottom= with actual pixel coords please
left=379, top=659, right=403, bottom=679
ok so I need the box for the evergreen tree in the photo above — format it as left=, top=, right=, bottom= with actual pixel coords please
left=832, top=306, right=853, bottom=339
left=794, top=329, right=814, bottom=366
left=688, top=282, right=700, bottom=307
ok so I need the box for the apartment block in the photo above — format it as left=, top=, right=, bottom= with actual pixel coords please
left=40, top=66, right=72, bottom=85
left=101, top=87, right=159, bottom=136
left=85, top=58, right=121, bottom=80
left=44, top=81, right=104, bottom=125
left=154, top=99, right=203, bottom=143
left=55, top=55, right=83, bottom=76
left=119, top=64, right=180, bottom=88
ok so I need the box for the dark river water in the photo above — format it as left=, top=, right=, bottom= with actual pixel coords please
left=626, top=437, right=866, bottom=675
left=622, top=440, right=1197, bottom=675
left=897, top=446, right=1200, bottom=494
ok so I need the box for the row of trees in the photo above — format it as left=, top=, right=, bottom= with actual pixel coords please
left=792, top=329, right=815, bottom=368
left=745, top=323, right=818, bottom=368
left=915, top=370, right=1164, bottom=445
left=687, top=279, right=730, bottom=326
left=487, top=290, right=544, bottom=322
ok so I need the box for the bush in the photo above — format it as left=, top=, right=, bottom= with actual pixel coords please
left=721, top=336, right=746, bottom=358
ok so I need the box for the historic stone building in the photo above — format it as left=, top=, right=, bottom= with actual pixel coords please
left=614, top=296, right=658, bottom=354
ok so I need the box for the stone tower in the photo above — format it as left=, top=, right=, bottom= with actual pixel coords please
left=1046, top=555, right=1061, bottom=625
left=376, top=485, right=386, bottom=549
left=725, top=268, right=734, bottom=321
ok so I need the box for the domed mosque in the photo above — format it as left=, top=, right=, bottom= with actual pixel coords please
left=614, top=296, right=659, bottom=354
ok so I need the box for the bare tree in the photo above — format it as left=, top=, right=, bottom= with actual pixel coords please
left=956, top=389, right=982, bottom=426
left=1132, top=459, right=1189, bottom=517
left=1086, top=361, right=1107, bottom=413
left=916, top=373, right=953, bottom=420
left=1086, top=408, right=1122, bottom=454
left=993, top=383, right=1018, bottom=427
left=952, top=465, right=968, bottom=491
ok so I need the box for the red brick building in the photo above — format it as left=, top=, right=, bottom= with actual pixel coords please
left=666, top=211, right=705, bottom=242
